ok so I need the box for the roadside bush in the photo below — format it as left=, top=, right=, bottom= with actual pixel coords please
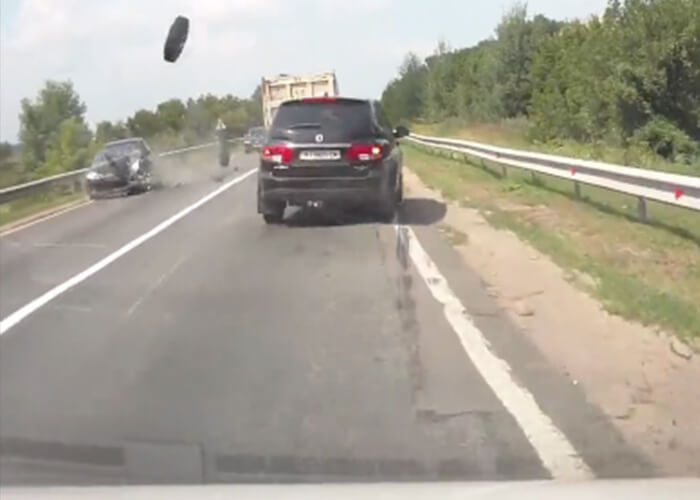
left=633, top=117, right=698, bottom=164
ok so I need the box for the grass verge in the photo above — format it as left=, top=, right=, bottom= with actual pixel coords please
left=0, top=191, right=86, bottom=229
left=405, top=142, right=700, bottom=341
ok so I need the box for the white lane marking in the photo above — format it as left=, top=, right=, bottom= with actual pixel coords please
left=0, top=200, right=93, bottom=238
left=0, top=169, right=256, bottom=335
left=125, top=253, right=189, bottom=318
left=395, top=224, right=593, bottom=480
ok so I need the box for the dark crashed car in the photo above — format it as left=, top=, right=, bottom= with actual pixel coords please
left=257, top=97, right=409, bottom=224
left=86, top=138, right=155, bottom=198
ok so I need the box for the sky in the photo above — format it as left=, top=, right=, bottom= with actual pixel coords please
left=0, top=0, right=609, bottom=142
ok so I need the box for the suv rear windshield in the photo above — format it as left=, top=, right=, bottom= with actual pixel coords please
left=271, top=99, right=372, bottom=141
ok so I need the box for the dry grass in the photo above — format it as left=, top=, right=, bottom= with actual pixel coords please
left=0, top=191, right=86, bottom=229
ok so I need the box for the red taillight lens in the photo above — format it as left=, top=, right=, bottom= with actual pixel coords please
left=262, top=144, right=293, bottom=163
left=346, top=143, right=384, bottom=162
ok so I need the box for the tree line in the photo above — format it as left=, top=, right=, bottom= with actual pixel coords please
left=381, top=0, right=699, bottom=165
left=1, top=81, right=262, bottom=185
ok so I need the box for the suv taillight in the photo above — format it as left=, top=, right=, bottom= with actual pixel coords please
left=346, top=143, right=384, bottom=162
left=262, top=144, right=293, bottom=163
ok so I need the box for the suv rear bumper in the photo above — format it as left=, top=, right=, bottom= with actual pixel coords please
left=258, top=169, right=389, bottom=205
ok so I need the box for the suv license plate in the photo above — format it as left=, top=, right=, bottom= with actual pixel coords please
left=299, top=150, right=341, bottom=161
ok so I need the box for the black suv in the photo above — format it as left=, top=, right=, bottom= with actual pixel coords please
left=256, top=97, right=409, bottom=224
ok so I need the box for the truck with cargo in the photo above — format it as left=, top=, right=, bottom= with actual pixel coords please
left=260, top=72, right=339, bottom=128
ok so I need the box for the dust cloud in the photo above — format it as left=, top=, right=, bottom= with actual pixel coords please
left=153, top=147, right=241, bottom=188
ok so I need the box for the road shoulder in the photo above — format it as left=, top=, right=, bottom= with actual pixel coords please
left=0, top=197, right=90, bottom=236
left=403, top=168, right=700, bottom=476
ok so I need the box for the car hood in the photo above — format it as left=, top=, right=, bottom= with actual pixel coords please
left=2, top=479, right=700, bottom=499
left=2, top=437, right=697, bottom=497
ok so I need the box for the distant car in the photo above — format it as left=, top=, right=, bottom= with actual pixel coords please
left=243, top=126, right=266, bottom=154
left=256, top=97, right=409, bottom=224
left=86, top=138, right=155, bottom=198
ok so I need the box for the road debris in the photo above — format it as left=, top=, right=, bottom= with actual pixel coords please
left=670, top=337, right=693, bottom=360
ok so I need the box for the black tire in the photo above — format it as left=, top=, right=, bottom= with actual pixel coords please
left=376, top=194, right=397, bottom=222
left=263, top=211, right=284, bottom=224
left=258, top=188, right=285, bottom=224
left=262, top=200, right=285, bottom=224
left=376, top=174, right=400, bottom=222
left=219, top=152, right=230, bottom=167
left=164, top=16, right=189, bottom=62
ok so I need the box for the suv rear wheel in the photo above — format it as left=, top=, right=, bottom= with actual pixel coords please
left=258, top=185, right=285, bottom=224
left=376, top=172, right=401, bottom=222
left=376, top=191, right=398, bottom=223
left=263, top=210, right=284, bottom=224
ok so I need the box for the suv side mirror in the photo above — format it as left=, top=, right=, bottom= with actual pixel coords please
left=393, top=125, right=410, bottom=138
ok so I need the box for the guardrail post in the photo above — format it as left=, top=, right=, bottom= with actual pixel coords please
left=531, top=171, right=537, bottom=184
left=637, top=196, right=647, bottom=223
left=501, top=165, right=507, bottom=178
left=574, top=181, right=581, bottom=199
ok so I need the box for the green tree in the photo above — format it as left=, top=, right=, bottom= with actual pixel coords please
left=95, top=120, right=129, bottom=144
left=19, top=80, right=87, bottom=171
left=529, top=0, right=699, bottom=160
left=184, top=99, right=213, bottom=140
left=156, top=98, right=186, bottom=133
left=127, top=109, right=162, bottom=138
left=36, top=117, right=92, bottom=176
left=381, top=52, right=427, bottom=123
left=495, top=5, right=563, bottom=118
left=453, top=40, right=503, bottom=121
left=424, top=40, right=459, bottom=120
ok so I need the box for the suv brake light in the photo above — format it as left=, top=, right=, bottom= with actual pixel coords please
left=262, top=144, right=293, bottom=163
left=346, top=143, right=383, bottom=162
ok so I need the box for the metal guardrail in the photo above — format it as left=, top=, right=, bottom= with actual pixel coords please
left=408, top=133, right=700, bottom=220
left=0, top=140, right=229, bottom=204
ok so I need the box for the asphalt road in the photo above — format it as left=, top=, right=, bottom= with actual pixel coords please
left=0, top=152, right=656, bottom=485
